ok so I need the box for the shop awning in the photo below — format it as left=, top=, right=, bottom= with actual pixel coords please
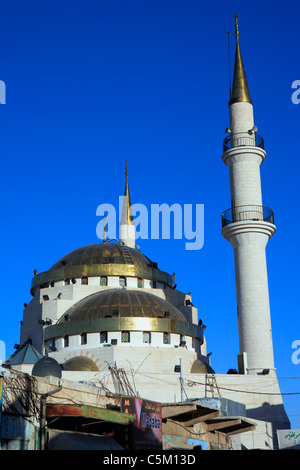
left=161, top=401, right=255, bottom=436
left=46, top=403, right=134, bottom=426
left=162, top=401, right=220, bottom=426
left=205, top=416, right=256, bottom=435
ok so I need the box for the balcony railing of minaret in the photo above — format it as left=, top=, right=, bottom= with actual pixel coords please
left=223, top=131, right=264, bottom=153
left=221, top=205, right=274, bottom=228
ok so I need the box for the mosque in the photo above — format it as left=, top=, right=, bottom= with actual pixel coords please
left=4, top=15, right=290, bottom=450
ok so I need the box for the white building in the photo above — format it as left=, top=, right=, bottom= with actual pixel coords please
left=4, top=15, right=290, bottom=450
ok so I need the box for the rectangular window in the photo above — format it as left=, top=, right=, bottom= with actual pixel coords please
left=143, top=332, right=151, bottom=344
left=119, top=276, right=126, bottom=287
left=138, top=278, right=144, bottom=288
left=100, top=276, right=108, bottom=286
left=100, top=331, right=107, bottom=344
left=64, top=336, right=69, bottom=347
left=81, top=333, right=87, bottom=345
left=121, top=331, right=130, bottom=343
left=81, top=277, right=88, bottom=285
left=163, top=332, right=170, bottom=344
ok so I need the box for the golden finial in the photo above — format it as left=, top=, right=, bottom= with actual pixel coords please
left=125, top=160, right=128, bottom=180
left=234, top=12, right=239, bottom=41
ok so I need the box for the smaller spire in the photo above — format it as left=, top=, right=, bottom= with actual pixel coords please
left=229, top=13, right=252, bottom=106
left=119, top=161, right=136, bottom=248
left=121, top=160, right=134, bottom=226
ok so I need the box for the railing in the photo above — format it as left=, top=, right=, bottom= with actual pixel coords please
left=222, top=205, right=274, bottom=228
left=223, top=132, right=264, bottom=153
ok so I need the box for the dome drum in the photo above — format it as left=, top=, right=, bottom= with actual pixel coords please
left=44, top=317, right=204, bottom=344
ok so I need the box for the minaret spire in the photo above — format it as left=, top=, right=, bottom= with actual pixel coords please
left=119, top=161, right=136, bottom=248
left=229, top=13, right=252, bottom=106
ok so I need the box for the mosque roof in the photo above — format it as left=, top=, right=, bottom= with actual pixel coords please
left=44, top=288, right=204, bottom=342
left=30, top=243, right=175, bottom=294
left=58, top=288, right=186, bottom=322
left=62, top=356, right=99, bottom=371
left=50, top=243, right=153, bottom=271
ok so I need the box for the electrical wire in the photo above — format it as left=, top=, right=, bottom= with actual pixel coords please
left=185, top=378, right=300, bottom=396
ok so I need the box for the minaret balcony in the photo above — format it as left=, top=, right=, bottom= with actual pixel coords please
left=222, top=205, right=274, bottom=228
left=223, top=132, right=264, bottom=153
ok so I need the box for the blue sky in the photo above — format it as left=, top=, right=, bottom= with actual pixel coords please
left=0, top=0, right=299, bottom=429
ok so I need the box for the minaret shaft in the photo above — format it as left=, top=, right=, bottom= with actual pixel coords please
left=225, top=146, right=264, bottom=209
left=228, top=227, right=276, bottom=373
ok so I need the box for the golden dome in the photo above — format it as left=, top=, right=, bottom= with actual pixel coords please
left=30, top=243, right=174, bottom=294
left=62, top=356, right=99, bottom=371
left=190, top=360, right=215, bottom=374
left=59, top=289, right=186, bottom=322
left=50, top=243, right=152, bottom=271
left=44, top=288, right=203, bottom=343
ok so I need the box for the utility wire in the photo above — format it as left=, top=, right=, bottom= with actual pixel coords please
left=186, top=379, right=300, bottom=396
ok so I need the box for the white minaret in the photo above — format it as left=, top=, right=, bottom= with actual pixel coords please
left=221, top=14, right=276, bottom=376
left=119, top=161, right=136, bottom=248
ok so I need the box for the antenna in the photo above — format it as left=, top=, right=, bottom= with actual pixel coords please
left=226, top=31, right=232, bottom=100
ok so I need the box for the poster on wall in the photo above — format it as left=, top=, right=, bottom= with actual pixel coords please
left=121, top=396, right=162, bottom=450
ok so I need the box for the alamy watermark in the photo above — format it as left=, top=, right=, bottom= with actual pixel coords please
left=96, top=197, right=204, bottom=251
left=291, top=80, right=300, bottom=104
left=0, top=81, right=6, bottom=104
left=291, top=340, right=300, bottom=365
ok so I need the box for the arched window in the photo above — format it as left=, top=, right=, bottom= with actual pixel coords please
left=121, top=331, right=130, bottom=343
left=81, top=277, right=88, bottom=285
left=81, top=333, right=87, bottom=345
left=100, top=331, right=107, bottom=344
left=119, top=276, right=126, bottom=287
left=143, top=332, right=151, bottom=344
left=138, top=278, right=144, bottom=288
left=64, top=336, right=69, bottom=347
left=65, top=279, right=70, bottom=285
left=100, top=276, right=108, bottom=286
